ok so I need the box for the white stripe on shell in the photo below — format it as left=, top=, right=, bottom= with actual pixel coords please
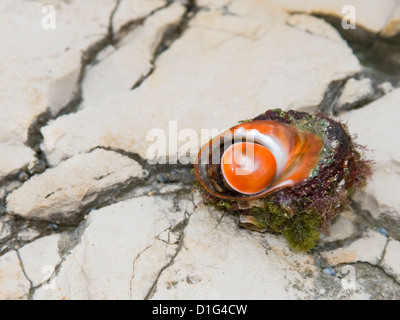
left=233, top=127, right=288, bottom=175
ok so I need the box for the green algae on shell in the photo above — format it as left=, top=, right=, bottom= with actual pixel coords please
left=194, top=109, right=372, bottom=251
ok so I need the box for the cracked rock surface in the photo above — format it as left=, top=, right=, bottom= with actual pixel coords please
left=6, top=148, right=145, bottom=225
left=340, top=88, right=400, bottom=235
left=0, top=0, right=119, bottom=182
left=1, top=0, right=400, bottom=300
left=268, top=0, right=400, bottom=34
left=33, top=195, right=188, bottom=299
left=40, top=0, right=360, bottom=166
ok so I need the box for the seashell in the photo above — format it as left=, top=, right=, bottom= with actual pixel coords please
left=194, top=109, right=372, bottom=251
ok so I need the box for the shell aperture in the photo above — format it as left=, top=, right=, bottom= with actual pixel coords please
left=194, top=119, right=324, bottom=200
left=221, top=142, right=277, bottom=195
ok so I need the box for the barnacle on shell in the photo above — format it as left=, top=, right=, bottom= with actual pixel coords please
left=194, top=109, right=372, bottom=251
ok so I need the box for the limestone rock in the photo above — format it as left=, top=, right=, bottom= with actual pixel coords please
left=112, top=0, right=167, bottom=33
left=0, top=0, right=118, bottom=181
left=0, top=0, right=175, bottom=182
left=0, top=250, right=30, bottom=300
left=0, top=0, right=117, bottom=128
left=378, top=81, right=395, bottom=94
left=17, top=228, right=41, bottom=243
left=286, top=13, right=344, bottom=42
left=268, top=0, right=398, bottom=33
left=340, top=89, right=400, bottom=228
left=337, top=78, right=374, bottom=111
left=380, top=238, right=400, bottom=283
left=130, top=229, right=180, bottom=299
left=381, top=4, right=400, bottom=38
left=18, top=234, right=63, bottom=287
left=30, top=192, right=398, bottom=300
left=0, top=221, right=12, bottom=243
left=82, top=2, right=186, bottom=108
left=33, top=196, right=186, bottom=299
left=320, top=210, right=357, bottom=243
left=41, top=1, right=360, bottom=166
left=0, top=144, right=36, bottom=183
left=322, top=230, right=387, bottom=266
left=151, top=201, right=318, bottom=299
left=6, top=149, right=144, bottom=224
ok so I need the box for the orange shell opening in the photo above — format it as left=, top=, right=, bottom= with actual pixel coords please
left=221, top=142, right=277, bottom=195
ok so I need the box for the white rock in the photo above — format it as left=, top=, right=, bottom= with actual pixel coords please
left=381, top=4, right=400, bottom=37
left=0, top=144, right=36, bottom=182
left=82, top=2, right=186, bottom=108
left=340, top=89, right=400, bottom=223
left=1, top=181, right=23, bottom=195
left=41, top=3, right=360, bottom=165
left=0, top=222, right=12, bottom=242
left=0, top=250, right=30, bottom=299
left=268, top=0, right=398, bottom=33
left=112, top=0, right=167, bottom=33
left=151, top=201, right=317, bottom=299
left=323, top=230, right=387, bottom=266
left=93, top=45, right=116, bottom=62
left=380, top=238, right=400, bottom=283
left=353, top=166, right=400, bottom=223
left=0, top=0, right=174, bottom=182
left=196, top=0, right=231, bottom=10
left=30, top=193, right=391, bottom=300
left=18, top=234, right=62, bottom=287
left=33, top=196, right=185, bottom=300
left=286, top=13, right=344, bottom=42
left=6, top=149, right=144, bottom=224
left=17, top=228, right=41, bottom=243
left=320, top=210, right=357, bottom=242
left=130, top=231, right=179, bottom=299
left=338, top=78, right=373, bottom=108
left=158, top=183, right=186, bottom=194
left=0, top=0, right=116, bottom=121
left=378, top=81, right=395, bottom=94
left=0, top=0, right=118, bottom=180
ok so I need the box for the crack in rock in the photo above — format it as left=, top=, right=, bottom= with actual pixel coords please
left=82, top=1, right=188, bottom=107
left=144, top=198, right=194, bottom=300
left=315, top=233, right=400, bottom=286
left=39, top=1, right=361, bottom=168
left=15, top=249, right=34, bottom=299
left=23, top=0, right=179, bottom=185
left=129, top=241, right=154, bottom=299
left=0, top=0, right=129, bottom=192
left=311, top=13, right=400, bottom=76
left=29, top=194, right=191, bottom=299
left=129, top=224, right=183, bottom=299
left=129, top=1, right=198, bottom=91
left=379, top=238, right=400, bottom=284
left=6, top=149, right=146, bottom=226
